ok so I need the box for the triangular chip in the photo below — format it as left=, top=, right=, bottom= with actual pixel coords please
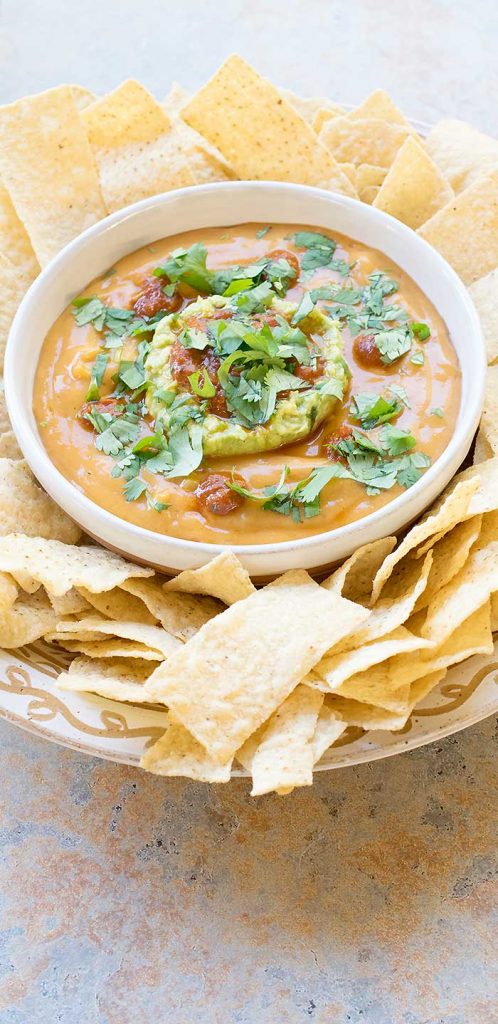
left=0, top=588, right=57, bottom=648
left=425, top=118, right=498, bottom=192
left=0, top=460, right=80, bottom=543
left=145, top=570, right=368, bottom=763
left=0, top=431, right=22, bottom=460
left=163, top=551, right=255, bottom=605
left=373, top=136, right=453, bottom=229
left=182, top=55, right=356, bottom=194
left=322, top=535, right=396, bottom=604
left=311, top=702, right=347, bottom=762
left=418, top=169, right=498, bottom=285
left=421, top=543, right=498, bottom=644
left=0, top=254, right=38, bottom=371
left=347, top=89, right=409, bottom=126
left=120, top=577, right=221, bottom=640
left=78, top=586, right=156, bottom=624
left=57, top=656, right=155, bottom=703
left=162, top=82, right=190, bottom=115
left=0, top=181, right=39, bottom=278
left=141, top=718, right=232, bottom=782
left=473, top=364, right=498, bottom=458
left=469, top=267, right=498, bottom=366
left=245, top=685, right=323, bottom=796
left=0, top=535, right=153, bottom=596
left=47, top=615, right=182, bottom=659
left=314, top=626, right=434, bottom=692
left=173, top=116, right=236, bottom=183
left=413, top=516, right=482, bottom=612
left=279, top=87, right=343, bottom=125
left=0, top=86, right=107, bottom=265
left=319, top=116, right=409, bottom=168
left=82, top=79, right=195, bottom=213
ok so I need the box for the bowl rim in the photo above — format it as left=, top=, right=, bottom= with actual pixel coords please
left=4, top=179, right=486, bottom=559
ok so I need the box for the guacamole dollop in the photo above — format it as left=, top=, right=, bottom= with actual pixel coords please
left=145, top=294, right=348, bottom=457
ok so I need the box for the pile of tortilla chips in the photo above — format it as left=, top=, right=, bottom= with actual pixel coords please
left=1, top=55, right=498, bottom=794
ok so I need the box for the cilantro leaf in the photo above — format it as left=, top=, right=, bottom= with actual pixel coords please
left=411, top=321, right=431, bottom=341
left=410, top=349, right=425, bottom=366
left=379, top=424, right=417, bottom=456
left=374, top=328, right=412, bottom=365
left=167, top=424, right=203, bottom=478
left=292, top=292, right=315, bottom=325
left=188, top=369, right=216, bottom=398
left=86, top=353, right=108, bottom=401
left=350, top=391, right=403, bottom=429
left=123, top=477, right=148, bottom=502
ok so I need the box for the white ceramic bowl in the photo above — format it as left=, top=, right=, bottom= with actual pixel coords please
left=5, top=181, right=485, bottom=578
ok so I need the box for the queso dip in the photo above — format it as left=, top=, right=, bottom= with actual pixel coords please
left=34, top=223, right=461, bottom=544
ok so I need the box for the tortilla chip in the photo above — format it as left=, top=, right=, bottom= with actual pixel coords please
left=57, top=655, right=154, bottom=703
left=0, top=431, right=22, bottom=460
left=418, top=170, right=498, bottom=285
left=182, top=55, right=356, bottom=195
left=78, top=586, right=156, bottom=624
left=322, top=536, right=397, bottom=604
left=0, top=535, right=153, bottom=596
left=0, top=253, right=39, bottom=371
left=326, top=670, right=447, bottom=731
left=47, top=588, right=92, bottom=616
left=48, top=615, right=181, bottom=658
left=279, top=87, right=343, bottom=125
left=0, top=86, right=107, bottom=266
left=0, top=181, right=39, bottom=278
left=355, top=163, right=387, bottom=199
left=314, top=626, right=434, bottom=692
left=59, top=639, right=162, bottom=661
left=145, top=570, right=368, bottom=763
left=172, top=116, right=236, bottom=183
left=338, top=550, right=433, bottom=650
left=454, top=459, right=498, bottom=519
left=10, top=571, right=40, bottom=593
left=82, top=79, right=195, bottom=213
left=421, top=542, right=498, bottom=644
left=141, top=718, right=232, bottom=782
left=349, top=601, right=493, bottom=708
left=246, top=685, right=324, bottom=796
left=163, top=551, right=255, bottom=605
left=370, top=477, right=479, bottom=603
left=348, top=90, right=409, bottom=126
left=475, top=365, right=498, bottom=458
left=312, top=107, right=342, bottom=134
left=414, top=516, right=482, bottom=612
left=70, top=86, right=96, bottom=112
left=120, top=578, right=221, bottom=640
left=0, top=460, right=81, bottom=543
left=0, top=390, right=10, bottom=434
left=426, top=118, right=498, bottom=193
left=319, top=116, right=409, bottom=168
left=162, top=82, right=190, bottom=115
left=311, top=702, right=348, bottom=761
left=468, top=268, right=498, bottom=365
left=0, top=588, right=57, bottom=648
left=373, top=137, right=453, bottom=229
left=0, top=572, right=18, bottom=612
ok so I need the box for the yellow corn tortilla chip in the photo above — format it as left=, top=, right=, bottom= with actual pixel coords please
left=344, top=601, right=493, bottom=708
left=120, top=577, right=221, bottom=641
left=490, top=592, right=498, bottom=631
left=57, top=656, right=154, bottom=703
left=339, top=550, right=433, bottom=650
left=361, top=185, right=380, bottom=204
left=373, top=136, right=453, bottom=230
left=0, top=572, right=18, bottom=612
left=348, top=89, right=410, bottom=127
left=0, top=86, right=107, bottom=266
left=59, top=639, right=162, bottom=661
left=311, top=703, right=348, bottom=761
left=355, top=163, right=387, bottom=190
left=0, top=431, right=22, bottom=460
left=425, top=118, right=498, bottom=193
left=77, top=586, right=156, bottom=624
left=163, top=551, right=255, bottom=605
left=279, top=87, right=343, bottom=125
left=312, top=107, right=342, bottom=134
left=0, top=588, right=57, bottom=648
left=48, top=615, right=181, bottom=659
left=162, top=82, right=190, bottom=115
left=455, top=458, right=498, bottom=518
left=70, top=86, right=96, bottom=112
left=414, top=516, right=482, bottom=612
left=141, top=717, right=232, bottom=782
left=145, top=570, right=368, bottom=763
left=314, top=626, right=434, bottom=692
left=47, top=588, right=92, bottom=617
left=468, top=267, right=498, bottom=365
left=0, top=181, right=39, bottom=278
left=322, top=535, right=397, bottom=605
left=474, top=364, right=498, bottom=457
left=245, top=685, right=324, bottom=796
left=473, top=430, right=493, bottom=465
left=10, top=572, right=40, bottom=593
left=418, top=170, right=498, bottom=285
left=0, top=253, right=39, bottom=371
left=182, top=55, right=356, bottom=195
left=172, top=116, right=236, bottom=183
left=0, top=535, right=153, bottom=597
left=421, top=542, right=498, bottom=644
left=325, top=670, right=447, bottom=731
left=0, top=460, right=81, bottom=543
left=319, top=116, right=409, bottom=168
left=338, top=162, right=358, bottom=185
left=0, top=390, right=10, bottom=434
left=82, top=79, right=195, bottom=213
left=371, top=477, right=479, bottom=603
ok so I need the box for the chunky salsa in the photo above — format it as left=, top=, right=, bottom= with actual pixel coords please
left=34, top=223, right=461, bottom=544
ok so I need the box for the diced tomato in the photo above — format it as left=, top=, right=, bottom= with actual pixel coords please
left=294, top=358, right=325, bottom=384
left=326, top=425, right=353, bottom=463
left=79, top=396, right=125, bottom=427
left=170, top=342, right=230, bottom=418
left=265, top=248, right=300, bottom=279
left=352, top=333, right=385, bottom=370
left=133, top=279, right=182, bottom=318
left=195, top=474, right=244, bottom=516
left=170, top=341, right=202, bottom=386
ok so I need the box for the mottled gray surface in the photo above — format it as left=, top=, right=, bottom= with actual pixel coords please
left=0, top=2, right=497, bottom=1021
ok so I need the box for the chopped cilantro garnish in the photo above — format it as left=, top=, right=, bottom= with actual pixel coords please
left=350, top=391, right=403, bottom=429
left=188, top=369, right=216, bottom=398
left=123, top=477, right=147, bottom=502
left=374, top=327, right=412, bottom=365
left=292, top=292, right=315, bottom=325
left=86, top=352, right=108, bottom=401
left=379, top=424, right=417, bottom=456
left=154, top=244, right=296, bottom=298
left=431, top=407, right=445, bottom=418
left=410, top=349, right=425, bottom=366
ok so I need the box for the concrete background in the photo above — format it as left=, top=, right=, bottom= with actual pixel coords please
left=0, top=1, right=497, bottom=1021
